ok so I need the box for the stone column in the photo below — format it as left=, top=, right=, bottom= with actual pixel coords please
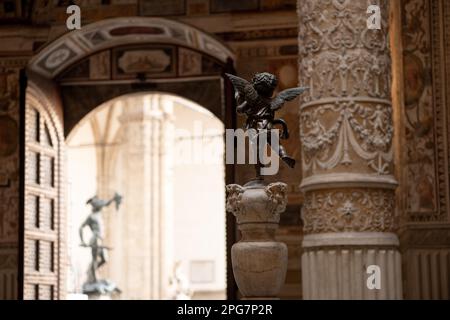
left=226, top=181, right=288, bottom=299
left=297, top=0, right=402, bottom=299
left=117, top=95, right=174, bottom=299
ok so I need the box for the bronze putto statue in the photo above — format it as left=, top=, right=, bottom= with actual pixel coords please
left=226, top=72, right=308, bottom=173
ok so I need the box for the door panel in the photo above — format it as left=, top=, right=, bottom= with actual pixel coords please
left=22, top=75, right=64, bottom=300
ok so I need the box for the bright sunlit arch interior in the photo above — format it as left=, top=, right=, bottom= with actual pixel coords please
left=66, top=92, right=226, bottom=300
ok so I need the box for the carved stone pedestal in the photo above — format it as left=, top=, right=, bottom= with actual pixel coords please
left=66, top=293, right=88, bottom=300
left=226, top=180, right=288, bottom=299
left=87, top=294, right=112, bottom=300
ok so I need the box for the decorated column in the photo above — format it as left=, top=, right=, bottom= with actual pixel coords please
left=297, top=0, right=402, bottom=299
left=117, top=95, right=174, bottom=299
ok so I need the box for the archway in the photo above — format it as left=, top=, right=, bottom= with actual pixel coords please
left=21, top=17, right=236, bottom=300
left=66, top=93, right=226, bottom=300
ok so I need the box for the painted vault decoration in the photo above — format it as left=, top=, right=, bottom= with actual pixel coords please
left=113, top=46, right=175, bottom=79
left=28, top=17, right=234, bottom=79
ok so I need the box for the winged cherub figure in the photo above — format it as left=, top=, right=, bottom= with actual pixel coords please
left=225, top=72, right=308, bottom=169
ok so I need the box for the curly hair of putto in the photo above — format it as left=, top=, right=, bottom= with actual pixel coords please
left=252, top=72, right=278, bottom=89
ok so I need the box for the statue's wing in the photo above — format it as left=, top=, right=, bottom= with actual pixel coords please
left=225, top=73, right=249, bottom=93
left=271, top=87, right=309, bottom=110
left=225, top=73, right=259, bottom=103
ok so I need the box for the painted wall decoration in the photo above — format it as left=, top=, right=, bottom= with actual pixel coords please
left=401, top=0, right=448, bottom=222
left=113, top=46, right=175, bottom=79
left=187, top=0, right=209, bottom=15
left=139, top=0, right=186, bottom=16
left=0, top=57, right=28, bottom=299
left=0, top=0, right=24, bottom=20
left=58, top=47, right=225, bottom=84
left=0, top=65, right=23, bottom=244
left=260, top=0, right=296, bottom=11
left=210, top=0, right=259, bottom=13
left=22, top=0, right=298, bottom=25
left=89, top=50, right=111, bottom=80
left=0, top=69, right=18, bottom=113
left=178, top=48, right=202, bottom=77
left=57, top=59, right=90, bottom=81
left=46, top=1, right=137, bottom=24
left=201, top=56, right=223, bottom=75
left=0, top=116, right=18, bottom=158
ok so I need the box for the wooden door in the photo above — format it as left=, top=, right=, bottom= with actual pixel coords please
left=21, top=75, right=65, bottom=300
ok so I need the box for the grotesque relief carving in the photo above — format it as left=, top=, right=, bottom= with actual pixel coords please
left=225, top=184, right=245, bottom=217
left=298, top=0, right=393, bottom=179
left=265, top=182, right=288, bottom=215
left=298, top=0, right=391, bottom=103
left=226, top=182, right=288, bottom=222
left=298, top=0, right=397, bottom=236
left=298, top=0, right=394, bottom=179
left=301, top=102, right=393, bottom=174
left=302, top=188, right=397, bottom=234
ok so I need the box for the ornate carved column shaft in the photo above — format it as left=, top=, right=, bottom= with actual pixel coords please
left=297, top=0, right=402, bottom=299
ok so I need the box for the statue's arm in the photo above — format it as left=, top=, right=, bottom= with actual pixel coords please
left=236, top=101, right=248, bottom=114
left=104, top=196, right=116, bottom=207
left=79, top=220, right=87, bottom=245
left=104, top=193, right=122, bottom=211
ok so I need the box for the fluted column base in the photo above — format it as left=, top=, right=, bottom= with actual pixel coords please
left=302, top=232, right=402, bottom=300
left=0, top=247, right=17, bottom=299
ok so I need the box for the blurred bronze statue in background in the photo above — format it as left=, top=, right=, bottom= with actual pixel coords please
left=79, top=192, right=122, bottom=296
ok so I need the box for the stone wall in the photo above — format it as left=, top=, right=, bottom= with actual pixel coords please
left=398, top=0, right=450, bottom=299
left=0, top=58, right=27, bottom=299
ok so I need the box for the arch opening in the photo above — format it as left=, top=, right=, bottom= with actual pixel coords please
left=66, top=92, right=227, bottom=299
left=22, top=15, right=236, bottom=300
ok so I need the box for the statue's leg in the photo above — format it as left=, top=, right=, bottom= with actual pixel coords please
left=278, top=145, right=295, bottom=168
left=91, top=249, right=98, bottom=282
left=98, top=248, right=107, bottom=268
left=249, top=128, right=264, bottom=179
left=267, top=131, right=296, bottom=168
left=272, top=119, right=289, bottom=139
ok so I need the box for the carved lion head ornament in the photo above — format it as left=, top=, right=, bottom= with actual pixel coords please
left=225, top=182, right=287, bottom=220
